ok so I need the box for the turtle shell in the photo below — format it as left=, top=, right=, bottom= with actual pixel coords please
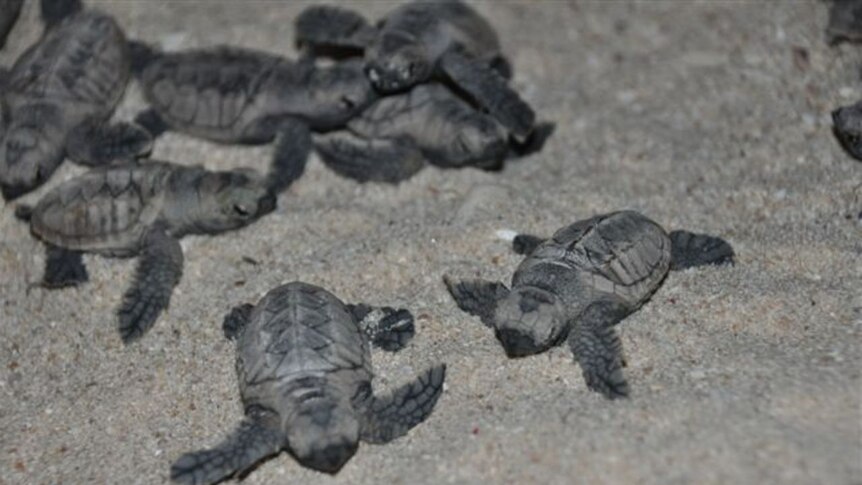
left=513, top=211, right=672, bottom=311
left=138, top=46, right=291, bottom=142
left=7, top=10, right=129, bottom=112
left=237, top=282, right=373, bottom=409
left=29, top=162, right=175, bottom=252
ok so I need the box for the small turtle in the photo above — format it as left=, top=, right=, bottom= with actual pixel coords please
left=827, top=0, right=862, bottom=45
left=444, top=210, right=734, bottom=399
left=16, top=160, right=277, bottom=343
left=129, top=43, right=379, bottom=192
left=295, top=0, right=536, bottom=141
left=314, top=82, right=555, bottom=183
left=170, top=282, right=446, bottom=484
left=0, top=0, right=152, bottom=199
left=832, top=99, right=862, bottom=160
left=0, top=0, right=23, bottom=49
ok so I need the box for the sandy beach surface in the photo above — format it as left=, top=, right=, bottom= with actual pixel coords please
left=1, top=1, right=860, bottom=484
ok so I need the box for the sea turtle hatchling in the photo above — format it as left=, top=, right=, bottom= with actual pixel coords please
left=444, top=210, right=734, bottom=399
left=0, top=0, right=152, bottom=199
left=16, top=160, right=277, bottom=343
left=170, top=282, right=446, bottom=484
left=129, top=43, right=379, bottom=192
left=0, top=0, right=23, bottom=49
left=832, top=99, right=862, bottom=161
left=315, top=82, right=555, bottom=183
left=295, top=0, right=536, bottom=141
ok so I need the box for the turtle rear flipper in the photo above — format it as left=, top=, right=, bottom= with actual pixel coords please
left=128, top=40, right=159, bottom=75
left=439, top=51, right=536, bottom=141
left=568, top=298, right=632, bottom=400
left=134, top=108, right=171, bottom=139
left=443, top=276, right=509, bottom=328
left=222, top=303, right=254, bottom=340
left=170, top=418, right=283, bottom=485
left=267, top=118, right=311, bottom=193
left=65, top=119, right=153, bottom=166
left=669, top=230, right=734, bottom=270
left=315, top=131, right=425, bottom=184
left=41, top=0, right=82, bottom=27
left=512, top=234, right=546, bottom=255
left=43, top=245, right=89, bottom=288
left=360, top=364, right=446, bottom=444
left=117, top=229, right=183, bottom=344
left=507, top=122, right=556, bottom=160
left=295, top=5, right=376, bottom=51
left=347, top=304, right=415, bottom=352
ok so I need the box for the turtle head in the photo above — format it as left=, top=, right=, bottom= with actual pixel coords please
left=0, top=102, right=64, bottom=200
left=832, top=102, right=862, bottom=159
left=306, top=59, right=378, bottom=129
left=366, top=33, right=431, bottom=92
left=191, top=169, right=276, bottom=234
left=493, top=286, right=567, bottom=357
left=285, top=399, right=359, bottom=474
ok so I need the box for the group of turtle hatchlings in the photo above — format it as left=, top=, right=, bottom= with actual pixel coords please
left=1, top=0, right=853, bottom=483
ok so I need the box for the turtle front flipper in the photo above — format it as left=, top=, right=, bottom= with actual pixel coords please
left=42, top=245, right=89, bottom=288
left=439, top=50, right=536, bottom=141
left=65, top=118, right=154, bottom=166
left=443, top=275, right=509, bottom=328
left=669, top=230, right=734, bottom=270
left=568, top=298, right=633, bottom=399
left=512, top=234, right=546, bottom=255
left=222, top=303, right=254, bottom=340
left=507, top=121, right=556, bottom=160
left=359, top=364, right=446, bottom=444
left=267, top=118, right=312, bottom=193
left=134, top=108, right=172, bottom=140
left=315, top=131, right=425, bottom=184
left=170, top=418, right=283, bottom=485
left=347, top=304, right=415, bottom=352
left=117, top=228, right=183, bottom=344
left=295, top=5, right=376, bottom=53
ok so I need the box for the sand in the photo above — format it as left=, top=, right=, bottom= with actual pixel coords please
left=1, top=1, right=860, bottom=484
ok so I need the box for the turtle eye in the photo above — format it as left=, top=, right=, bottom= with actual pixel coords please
left=340, top=96, right=356, bottom=111
left=233, top=204, right=250, bottom=217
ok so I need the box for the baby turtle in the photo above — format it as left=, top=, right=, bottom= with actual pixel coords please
left=827, top=0, right=862, bottom=45
left=0, top=0, right=152, bottom=199
left=315, top=82, right=555, bottom=183
left=130, top=43, right=379, bottom=192
left=832, top=100, right=862, bottom=160
left=444, top=210, right=734, bottom=399
left=295, top=0, right=536, bottom=140
left=0, top=0, right=23, bottom=49
left=170, top=282, right=446, bottom=484
left=17, top=160, right=276, bottom=343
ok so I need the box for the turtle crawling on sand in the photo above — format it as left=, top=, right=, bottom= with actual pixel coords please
left=832, top=100, right=862, bottom=161
left=130, top=43, right=379, bottom=192
left=0, top=0, right=152, bottom=199
left=295, top=0, right=536, bottom=141
left=315, top=82, right=554, bottom=183
left=170, top=282, right=446, bottom=484
left=445, top=210, right=734, bottom=399
left=17, top=160, right=278, bottom=343
left=0, top=0, right=23, bottom=49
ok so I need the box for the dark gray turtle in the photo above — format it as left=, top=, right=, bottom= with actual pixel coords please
left=295, top=0, right=536, bottom=140
left=832, top=100, right=862, bottom=160
left=827, top=0, right=862, bottom=45
left=170, top=281, right=446, bottom=484
left=444, top=210, right=734, bottom=399
left=0, top=0, right=23, bottom=49
left=314, top=82, right=555, bottom=183
left=0, top=0, right=152, bottom=199
left=129, top=43, right=379, bottom=192
left=16, top=160, right=277, bottom=343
